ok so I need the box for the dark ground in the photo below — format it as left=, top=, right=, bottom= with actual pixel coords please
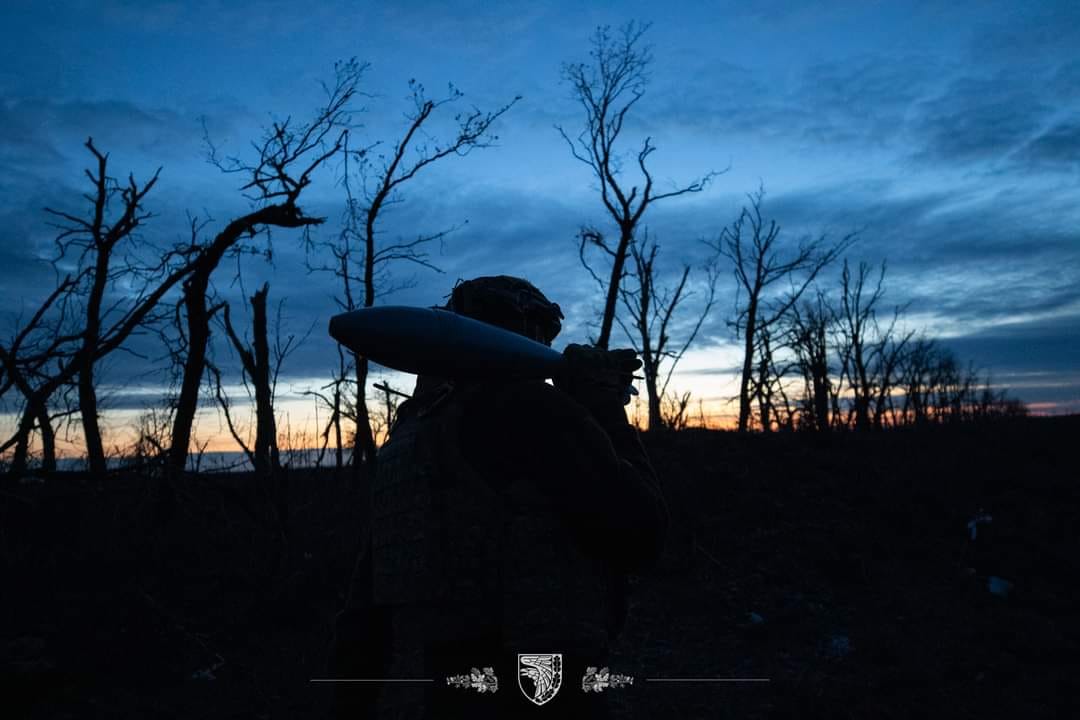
left=3, top=415, right=1078, bottom=719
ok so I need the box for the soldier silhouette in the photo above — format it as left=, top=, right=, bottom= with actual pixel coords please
left=329, top=275, right=667, bottom=719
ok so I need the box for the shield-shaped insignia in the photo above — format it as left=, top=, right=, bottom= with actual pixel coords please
left=518, top=653, right=563, bottom=706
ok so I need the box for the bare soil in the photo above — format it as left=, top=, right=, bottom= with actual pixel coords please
left=3, top=416, right=1077, bottom=718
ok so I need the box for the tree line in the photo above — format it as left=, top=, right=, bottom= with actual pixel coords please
left=0, top=24, right=1026, bottom=487
left=562, top=22, right=1025, bottom=434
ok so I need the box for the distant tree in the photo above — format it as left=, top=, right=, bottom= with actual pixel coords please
left=370, top=381, right=407, bottom=447
left=303, top=345, right=349, bottom=476
left=559, top=21, right=717, bottom=349
left=833, top=260, right=882, bottom=430
left=894, top=339, right=1025, bottom=425
left=750, top=324, right=798, bottom=432
left=832, top=260, right=914, bottom=431
left=784, top=291, right=834, bottom=433
left=309, top=79, right=518, bottom=481
left=932, top=352, right=979, bottom=423
left=127, top=404, right=172, bottom=473
left=869, top=322, right=914, bottom=430
left=971, top=374, right=1028, bottom=420
left=900, top=336, right=937, bottom=426
left=709, top=187, right=853, bottom=432
left=616, top=230, right=719, bottom=430
left=660, top=389, right=693, bottom=431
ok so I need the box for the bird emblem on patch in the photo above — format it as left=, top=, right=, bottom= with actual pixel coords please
left=518, top=653, right=562, bottom=705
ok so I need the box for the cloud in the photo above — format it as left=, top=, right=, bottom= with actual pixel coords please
left=0, top=97, right=205, bottom=174
left=792, top=55, right=948, bottom=149
left=641, top=38, right=1073, bottom=180
left=942, top=313, right=1080, bottom=373
left=727, top=0, right=840, bottom=24
left=95, top=0, right=353, bottom=41
left=4, top=0, right=1078, bottom=419
left=11, top=142, right=1077, bottom=403
left=1050, top=60, right=1080, bottom=100
left=910, top=73, right=1049, bottom=164
left=0, top=175, right=95, bottom=311
left=1014, top=122, right=1080, bottom=171
left=968, top=3, right=1080, bottom=66
left=712, top=179, right=1080, bottom=342
left=643, top=51, right=1056, bottom=180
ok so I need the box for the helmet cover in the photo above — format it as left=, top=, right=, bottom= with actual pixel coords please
left=445, top=275, right=564, bottom=346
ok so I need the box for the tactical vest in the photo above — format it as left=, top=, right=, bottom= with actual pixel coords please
left=370, top=383, right=614, bottom=716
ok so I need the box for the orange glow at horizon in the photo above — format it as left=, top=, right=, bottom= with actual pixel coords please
left=4, top=383, right=1072, bottom=463
left=1, top=390, right=746, bottom=462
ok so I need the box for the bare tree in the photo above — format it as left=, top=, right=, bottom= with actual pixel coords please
left=0, top=276, right=79, bottom=475
left=897, top=340, right=983, bottom=425
left=660, top=390, right=693, bottom=431
left=784, top=291, right=834, bottom=433
left=211, top=282, right=306, bottom=531
left=709, top=187, right=853, bottom=432
left=127, top=404, right=173, bottom=473
left=42, top=139, right=163, bottom=475
left=217, top=283, right=282, bottom=479
left=616, top=230, right=719, bottom=430
left=870, top=318, right=914, bottom=429
left=933, top=353, right=980, bottom=424
left=750, top=324, right=797, bottom=432
left=559, top=22, right=717, bottom=349
left=833, top=260, right=915, bottom=431
left=834, top=260, right=885, bottom=431
left=371, top=381, right=407, bottom=447
left=303, top=344, right=350, bottom=475
left=2, top=140, right=203, bottom=478
left=900, top=336, right=937, bottom=426
left=168, top=59, right=362, bottom=475
left=309, top=79, right=518, bottom=481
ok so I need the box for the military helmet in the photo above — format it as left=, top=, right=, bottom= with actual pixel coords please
left=445, top=275, right=564, bottom=346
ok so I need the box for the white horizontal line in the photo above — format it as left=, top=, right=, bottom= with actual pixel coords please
left=645, top=678, right=771, bottom=682
left=309, top=678, right=435, bottom=683
left=311, top=677, right=771, bottom=684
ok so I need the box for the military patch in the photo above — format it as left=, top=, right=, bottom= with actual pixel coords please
left=518, top=653, right=562, bottom=705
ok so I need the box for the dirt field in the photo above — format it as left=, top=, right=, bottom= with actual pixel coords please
left=4, top=415, right=1077, bottom=718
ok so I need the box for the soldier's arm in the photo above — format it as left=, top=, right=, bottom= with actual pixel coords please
left=459, top=380, right=668, bottom=572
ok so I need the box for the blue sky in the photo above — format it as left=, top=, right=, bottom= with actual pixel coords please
left=2, top=0, right=1078, bottom=446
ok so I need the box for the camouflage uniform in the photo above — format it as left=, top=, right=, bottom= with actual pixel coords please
left=331, top=277, right=666, bottom=719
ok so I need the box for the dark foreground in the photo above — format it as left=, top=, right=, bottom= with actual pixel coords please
left=3, top=416, right=1078, bottom=719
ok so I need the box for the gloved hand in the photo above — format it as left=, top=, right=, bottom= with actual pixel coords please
left=554, top=344, right=642, bottom=411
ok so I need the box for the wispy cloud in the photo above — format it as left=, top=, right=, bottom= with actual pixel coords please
left=910, top=73, right=1050, bottom=165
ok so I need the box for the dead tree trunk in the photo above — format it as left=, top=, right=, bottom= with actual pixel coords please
left=221, top=283, right=288, bottom=533
left=169, top=205, right=323, bottom=474
left=172, top=60, right=359, bottom=474
left=6, top=399, right=56, bottom=477
left=170, top=269, right=212, bottom=474
left=222, top=283, right=281, bottom=479
left=618, top=234, right=717, bottom=431
left=10, top=407, right=36, bottom=477
left=737, top=295, right=760, bottom=433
